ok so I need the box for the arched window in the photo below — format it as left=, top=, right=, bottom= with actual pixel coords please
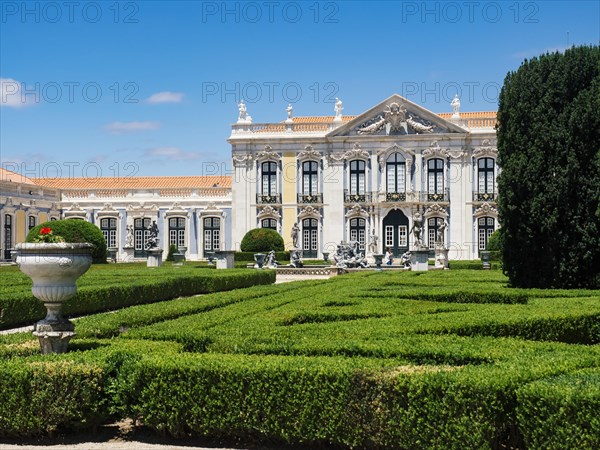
left=386, top=153, right=406, bottom=194
left=261, top=218, right=277, bottom=230
left=3, top=214, right=12, bottom=260
left=168, top=217, right=186, bottom=248
left=28, top=215, right=36, bottom=230
left=302, top=218, right=318, bottom=258
left=427, top=158, right=444, bottom=194
left=261, top=162, right=277, bottom=196
left=428, top=217, right=444, bottom=249
left=134, top=217, right=151, bottom=258
left=478, top=217, right=495, bottom=251
left=100, top=218, right=117, bottom=248
left=478, top=158, right=495, bottom=195
left=203, top=217, right=220, bottom=257
left=302, top=161, right=318, bottom=196
left=349, top=218, right=366, bottom=251
left=349, top=160, right=366, bottom=194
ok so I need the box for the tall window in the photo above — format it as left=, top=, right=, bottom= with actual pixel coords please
left=349, top=218, right=366, bottom=251
left=203, top=217, right=220, bottom=256
left=478, top=158, right=495, bottom=193
left=427, top=158, right=444, bottom=194
left=302, top=218, right=318, bottom=258
left=261, top=218, right=277, bottom=230
left=386, top=153, right=406, bottom=193
left=478, top=217, right=495, bottom=250
left=302, top=161, right=318, bottom=195
left=100, top=218, right=117, bottom=248
left=134, top=218, right=151, bottom=258
left=428, top=217, right=444, bottom=249
left=4, top=214, right=12, bottom=260
left=349, top=160, right=366, bottom=194
left=169, top=217, right=186, bottom=248
left=261, top=162, right=277, bottom=195
left=28, top=215, right=36, bottom=230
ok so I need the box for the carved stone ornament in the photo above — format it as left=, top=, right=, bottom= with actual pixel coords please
left=357, top=115, right=386, bottom=135
left=297, top=145, right=321, bottom=162
left=343, top=143, right=370, bottom=161
left=383, top=102, right=407, bottom=132
left=256, top=145, right=280, bottom=162
left=326, top=151, right=346, bottom=164
left=473, top=139, right=498, bottom=158
left=232, top=153, right=254, bottom=167
left=356, top=104, right=437, bottom=135
left=345, top=204, right=369, bottom=218
left=298, top=206, right=322, bottom=219
left=165, top=202, right=189, bottom=217
left=474, top=202, right=498, bottom=218
left=425, top=203, right=448, bottom=218
left=257, top=205, right=281, bottom=220
left=407, top=115, right=434, bottom=133
left=423, top=141, right=450, bottom=159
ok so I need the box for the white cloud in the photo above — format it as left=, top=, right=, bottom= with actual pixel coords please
left=146, top=91, right=184, bottom=104
left=105, top=121, right=161, bottom=134
left=1, top=78, right=35, bottom=108
left=144, top=146, right=203, bottom=161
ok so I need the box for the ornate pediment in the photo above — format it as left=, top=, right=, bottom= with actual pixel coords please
left=473, top=139, right=497, bottom=158
left=326, top=143, right=369, bottom=164
left=232, top=152, right=254, bottom=168
left=345, top=204, right=368, bottom=219
left=257, top=205, right=281, bottom=220
left=377, top=144, right=415, bottom=170
left=424, top=203, right=448, bottom=218
left=256, top=145, right=280, bottom=162
left=474, top=202, right=498, bottom=218
left=423, top=140, right=450, bottom=159
left=297, top=145, right=321, bottom=162
left=298, top=205, right=322, bottom=220
left=327, top=94, right=467, bottom=138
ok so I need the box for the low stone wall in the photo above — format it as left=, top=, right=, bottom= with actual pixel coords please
left=275, top=266, right=338, bottom=276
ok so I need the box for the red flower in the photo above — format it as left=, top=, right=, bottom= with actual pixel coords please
left=40, top=227, right=53, bottom=235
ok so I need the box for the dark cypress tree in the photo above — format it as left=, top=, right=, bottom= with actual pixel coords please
left=497, top=46, right=600, bottom=288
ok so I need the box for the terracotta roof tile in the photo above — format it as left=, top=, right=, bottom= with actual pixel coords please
left=0, top=167, right=36, bottom=185
left=33, top=176, right=232, bottom=190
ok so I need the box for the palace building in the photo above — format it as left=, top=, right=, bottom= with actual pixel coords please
left=1, top=94, right=498, bottom=261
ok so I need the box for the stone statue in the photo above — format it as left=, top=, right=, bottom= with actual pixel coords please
left=125, top=225, right=134, bottom=248
left=145, top=220, right=159, bottom=250
left=265, top=250, right=278, bottom=268
left=289, top=250, right=303, bottom=268
left=368, top=229, right=378, bottom=253
left=332, top=241, right=370, bottom=269
left=407, top=115, right=434, bottom=133
left=290, top=222, right=299, bottom=248
left=410, top=212, right=424, bottom=249
left=451, top=94, right=461, bottom=117
left=286, top=104, right=293, bottom=120
left=400, top=251, right=412, bottom=268
left=334, top=97, right=343, bottom=120
left=436, top=220, right=447, bottom=247
left=237, top=99, right=252, bottom=124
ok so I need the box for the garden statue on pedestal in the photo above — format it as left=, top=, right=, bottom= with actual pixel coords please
left=290, top=222, right=299, bottom=249
left=145, top=220, right=163, bottom=267
left=410, top=211, right=425, bottom=250
left=264, top=250, right=279, bottom=268
left=289, top=250, right=303, bottom=268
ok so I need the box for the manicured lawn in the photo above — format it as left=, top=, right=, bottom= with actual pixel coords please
left=1, top=270, right=598, bottom=449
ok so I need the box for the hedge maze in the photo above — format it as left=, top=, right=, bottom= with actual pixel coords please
left=1, top=269, right=599, bottom=449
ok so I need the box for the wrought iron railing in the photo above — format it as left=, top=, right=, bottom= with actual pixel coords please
left=425, top=189, right=449, bottom=202
left=385, top=192, right=407, bottom=202
left=473, top=191, right=496, bottom=202
left=344, top=191, right=373, bottom=203
left=256, top=193, right=282, bottom=204
left=297, top=193, right=323, bottom=204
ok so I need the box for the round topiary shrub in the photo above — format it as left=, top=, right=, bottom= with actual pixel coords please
left=240, top=228, right=284, bottom=252
left=26, top=219, right=108, bottom=263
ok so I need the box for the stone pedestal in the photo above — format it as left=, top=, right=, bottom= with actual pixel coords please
left=435, top=247, right=449, bottom=269
left=107, top=247, right=118, bottom=263
left=147, top=248, right=164, bottom=267
left=215, top=250, right=235, bottom=269
left=123, top=247, right=135, bottom=263
left=373, top=254, right=384, bottom=272
left=411, top=249, right=429, bottom=271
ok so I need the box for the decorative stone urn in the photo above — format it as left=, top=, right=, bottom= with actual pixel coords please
left=373, top=254, right=384, bottom=272
left=254, top=253, right=265, bottom=269
left=15, top=243, right=94, bottom=354
left=322, top=252, right=329, bottom=263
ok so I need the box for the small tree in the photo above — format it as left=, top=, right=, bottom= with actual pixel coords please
left=240, top=228, right=284, bottom=252
left=27, top=219, right=108, bottom=263
left=166, top=244, right=178, bottom=261
left=497, top=45, right=600, bottom=288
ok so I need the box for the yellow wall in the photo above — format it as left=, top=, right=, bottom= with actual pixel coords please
left=39, top=212, right=48, bottom=223
left=281, top=152, right=297, bottom=250
left=16, top=210, right=25, bottom=243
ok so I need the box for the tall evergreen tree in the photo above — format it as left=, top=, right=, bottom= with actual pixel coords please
left=497, top=46, right=600, bottom=288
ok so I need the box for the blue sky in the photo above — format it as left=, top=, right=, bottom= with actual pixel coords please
left=1, top=1, right=599, bottom=178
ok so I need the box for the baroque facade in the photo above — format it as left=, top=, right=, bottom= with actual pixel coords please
left=229, top=94, right=498, bottom=260
left=1, top=93, right=498, bottom=261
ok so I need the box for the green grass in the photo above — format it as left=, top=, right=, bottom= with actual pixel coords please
left=1, top=269, right=598, bottom=448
